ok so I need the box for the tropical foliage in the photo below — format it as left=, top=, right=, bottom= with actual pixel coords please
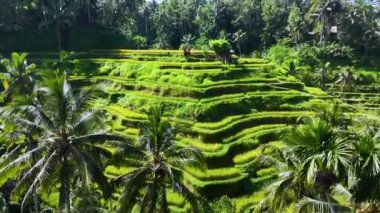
left=115, top=105, right=203, bottom=212
left=0, top=0, right=380, bottom=212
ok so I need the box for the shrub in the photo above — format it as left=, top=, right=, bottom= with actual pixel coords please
left=267, top=40, right=298, bottom=65
left=194, top=35, right=209, bottom=50
left=299, top=43, right=353, bottom=67
left=209, top=39, right=231, bottom=58
left=132, top=35, right=148, bottom=49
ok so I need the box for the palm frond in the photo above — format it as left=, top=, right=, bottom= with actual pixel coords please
left=21, top=151, right=57, bottom=211
left=12, top=156, right=46, bottom=197
left=296, top=196, right=351, bottom=213
left=0, top=147, right=44, bottom=178
left=71, top=132, right=127, bottom=144
left=166, top=146, right=204, bottom=169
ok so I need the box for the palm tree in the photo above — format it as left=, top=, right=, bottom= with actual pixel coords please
left=315, top=61, right=330, bottom=91
left=253, top=143, right=305, bottom=212
left=283, top=117, right=352, bottom=185
left=138, top=2, right=154, bottom=39
left=351, top=133, right=380, bottom=206
left=287, top=4, right=305, bottom=48
left=0, top=71, right=122, bottom=213
left=115, top=105, right=204, bottom=212
left=311, top=0, right=343, bottom=44
left=332, top=66, right=357, bottom=95
left=0, top=52, right=37, bottom=102
left=40, top=0, right=75, bottom=50
left=0, top=100, right=41, bottom=212
left=255, top=116, right=353, bottom=212
left=316, top=100, right=345, bottom=127
left=181, top=34, right=195, bottom=57
left=232, top=30, right=246, bottom=57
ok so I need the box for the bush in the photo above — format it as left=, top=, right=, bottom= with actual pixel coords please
left=209, top=39, right=231, bottom=57
left=299, top=43, right=353, bottom=67
left=195, top=35, right=209, bottom=50
left=267, top=40, right=298, bottom=65
left=132, top=35, right=148, bottom=49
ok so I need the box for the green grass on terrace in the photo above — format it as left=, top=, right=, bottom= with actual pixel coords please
left=193, top=111, right=311, bottom=133
left=233, top=191, right=266, bottom=213
left=233, top=141, right=285, bottom=165
left=183, top=170, right=247, bottom=187
left=224, top=124, right=287, bottom=143
left=185, top=167, right=242, bottom=181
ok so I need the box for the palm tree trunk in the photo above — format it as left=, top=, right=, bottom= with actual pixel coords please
left=87, top=0, right=91, bottom=23
left=59, top=156, right=71, bottom=213
left=56, top=24, right=61, bottom=50
left=160, top=186, right=168, bottom=213
left=148, top=176, right=158, bottom=213
left=145, top=17, right=148, bottom=38
left=320, top=16, right=324, bottom=45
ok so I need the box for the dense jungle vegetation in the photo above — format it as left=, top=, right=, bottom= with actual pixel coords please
left=0, top=0, right=380, bottom=212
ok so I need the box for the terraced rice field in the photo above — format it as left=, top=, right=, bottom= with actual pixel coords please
left=32, top=49, right=333, bottom=212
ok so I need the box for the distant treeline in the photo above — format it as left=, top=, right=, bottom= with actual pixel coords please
left=0, top=0, right=379, bottom=54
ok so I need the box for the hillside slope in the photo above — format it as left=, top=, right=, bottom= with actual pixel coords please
left=33, top=50, right=332, bottom=212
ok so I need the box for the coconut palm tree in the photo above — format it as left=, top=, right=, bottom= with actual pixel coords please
left=39, top=0, right=75, bottom=50
left=253, top=142, right=305, bottom=212
left=0, top=71, right=123, bottom=213
left=0, top=102, right=41, bottom=212
left=315, top=61, right=330, bottom=91
left=115, top=105, right=204, bottom=212
left=232, top=30, right=246, bottom=57
left=0, top=53, right=37, bottom=102
left=287, top=4, right=305, bottom=48
left=332, top=66, right=357, bottom=95
left=181, top=34, right=195, bottom=57
left=311, top=0, right=343, bottom=44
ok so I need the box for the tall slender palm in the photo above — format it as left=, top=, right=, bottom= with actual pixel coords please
left=311, top=0, right=343, bottom=44
left=287, top=4, right=304, bottom=47
left=181, top=34, right=195, bottom=57
left=253, top=143, right=305, bottom=212
left=115, top=105, right=204, bottom=212
left=332, top=67, right=357, bottom=95
left=0, top=71, right=122, bottom=213
left=0, top=53, right=37, bottom=102
left=232, top=30, right=246, bottom=57
left=0, top=103, right=41, bottom=212
left=315, top=61, right=330, bottom=91
left=39, top=0, right=75, bottom=50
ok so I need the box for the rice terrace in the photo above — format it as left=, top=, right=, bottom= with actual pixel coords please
left=0, top=0, right=380, bottom=213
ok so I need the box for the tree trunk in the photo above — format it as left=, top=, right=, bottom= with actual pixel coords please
left=87, top=0, right=91, bottom=23
left=320, top=16, right=324, bottom=45
left=145, top=17, right=148, bottom=38
left=364, top=42, right=369, bottom=63
left=59, top=156, right=71, bottom=213
left=56, top=24, right=61, bottom=50
left=148, top=176, right=158, bottom=213
left=159, top=186, right=168, bottom=213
